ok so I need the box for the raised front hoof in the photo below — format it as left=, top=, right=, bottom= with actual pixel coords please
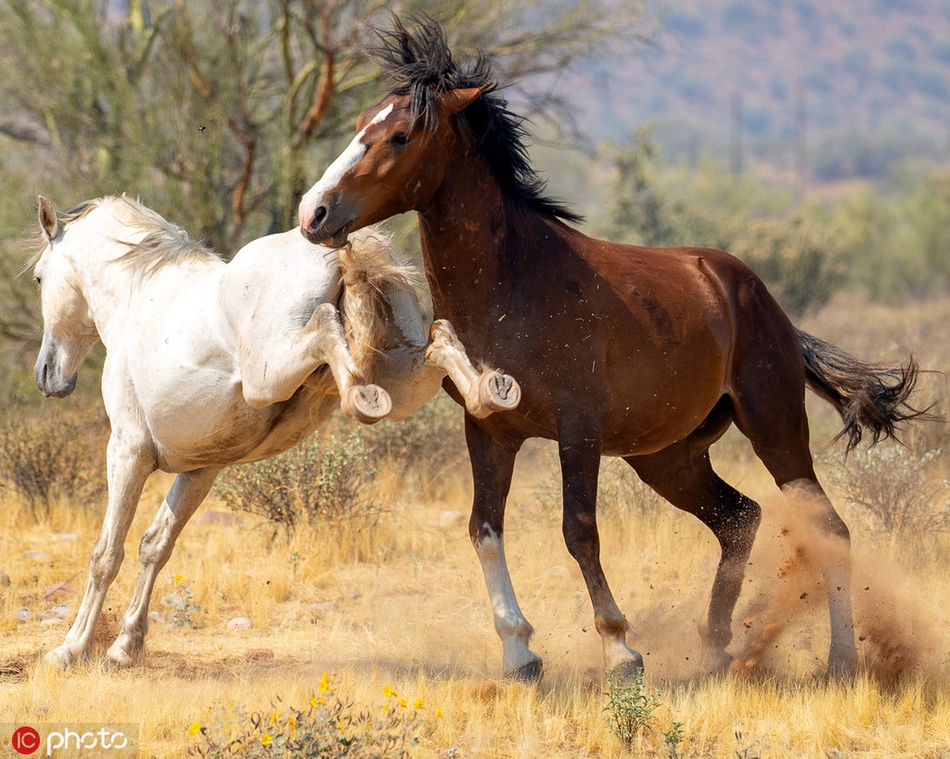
left=472, top=372, right=521, bottom=418
left=343, top=384, right=392, bottom=424
left=605, top=656, right=645, bottom=685
left=505, top=657, right=543, bottom=684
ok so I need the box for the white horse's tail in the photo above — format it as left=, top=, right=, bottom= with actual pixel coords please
left=336, top=228, right=421, bottom=382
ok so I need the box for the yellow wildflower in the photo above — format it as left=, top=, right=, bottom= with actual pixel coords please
left=309, top=697, right=317, bottom=708
left=188, top=722, right=202, bottom=736
left=261, top=733, right=272, bottom=746
left=174, top=574, right=184, bottom=584
left=382, top=684, right=395, bottom=698
left=318, top=671, right=331, bottom=692
left=399, top=699, right=407, bottom=709
left=413, top=699, right=424, bottom=710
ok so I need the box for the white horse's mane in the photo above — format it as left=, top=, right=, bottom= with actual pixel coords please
left=108, top=196, right=221, bottom=277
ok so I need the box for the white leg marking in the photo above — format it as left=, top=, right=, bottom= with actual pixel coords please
left=474, top=528, right=539, bottom=676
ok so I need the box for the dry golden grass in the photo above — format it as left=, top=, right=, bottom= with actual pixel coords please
left=1, top=295, right=949, bottom=757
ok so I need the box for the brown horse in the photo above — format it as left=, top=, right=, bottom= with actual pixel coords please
left=298, top=17, right=925, bottom=681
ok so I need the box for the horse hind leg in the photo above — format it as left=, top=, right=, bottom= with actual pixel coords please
left=732, top=370, right=858, bottom=676
left=106, top=467, right=220, bottom=668
left=426, top=320, right=520, bottom=418
left=628, top=438, right=761, bottom=675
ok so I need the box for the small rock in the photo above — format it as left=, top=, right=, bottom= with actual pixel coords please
left=148, top=611, right=164, bottom=624
left=50, top=604, right=70, bottom=619
left=50, top=533, right=79, bottom=542
left=43, top=582, right=74, bottom=598
left=309, top=601, right=339, bottom=613
left=227, top=617, right=253, bottom=631
left=793, top=635, right=812, bottom=651
left=439, top=510, right=465, bottom=528
left=21, top=550, right=49, bottom=562
left=344, top=590, right=361, bottom=600
left=244, top=648, right=275, bottom=661
left=15, top=608, right=31, bottom=622
left=40, top=618, right=63, bottom=627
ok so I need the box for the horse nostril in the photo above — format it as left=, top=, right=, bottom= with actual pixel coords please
left=309, top=205, right=328, bottom=232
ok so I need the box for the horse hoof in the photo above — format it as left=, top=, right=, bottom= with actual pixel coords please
left=825, top=651, right=859, bottom=680
left=104, top=647, right=137, bottom=670
left=605, top=656, right=645, bottom=685
left=505, top=657, right=543, bottom=684
left=43, top=647, right=74, bottom=672
left=478, top=372, right=521, bottom=414
left=700, top=648, right=733, bottom=675
left=345, top=384, right=392, bottom=424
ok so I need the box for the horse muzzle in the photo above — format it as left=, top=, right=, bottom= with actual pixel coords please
left=298, top=191, right=356, bottom=249
left=34, top=346, right=78, bottom=398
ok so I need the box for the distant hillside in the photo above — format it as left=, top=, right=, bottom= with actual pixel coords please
left=579, top=0, right=950, bottom=178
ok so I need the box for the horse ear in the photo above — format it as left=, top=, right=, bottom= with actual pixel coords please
left=38, top=196, right=60, bottom=241
left=437, top=85, right=492, bottom=116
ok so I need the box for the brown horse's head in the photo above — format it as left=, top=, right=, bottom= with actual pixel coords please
left=298, top=87, right=480, bottom=247
left=298, top=15, right=578, bottom=246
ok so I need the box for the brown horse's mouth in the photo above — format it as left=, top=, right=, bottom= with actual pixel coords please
left=301, top=221, right=351, bottom=249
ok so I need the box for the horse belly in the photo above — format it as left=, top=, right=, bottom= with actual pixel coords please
left=601, top=346, right=728, bottom=456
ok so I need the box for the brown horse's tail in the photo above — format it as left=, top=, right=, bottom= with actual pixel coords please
left=796, top=328, right=931, bottom=453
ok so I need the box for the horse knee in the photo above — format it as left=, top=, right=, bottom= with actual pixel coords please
left=138, top=520, right=175, bottom=567
left=562, top=511, right=599, bottom=561
left=89, top=541, right=124, bottom=585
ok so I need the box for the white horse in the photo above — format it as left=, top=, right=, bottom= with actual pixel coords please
left=30, top=194, right=520, bottom=669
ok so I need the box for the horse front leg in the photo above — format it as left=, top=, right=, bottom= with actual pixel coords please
left=45, top=440, right=153, bottom=670
left=106, top=467, right=221, bottom=668
left=465, top=417, right=541, bottom=681
left=559, top=422, right=643, bottom=681
left=426, top=320, right=520, bottom=418
left=241, top=302, right=391, bottom=423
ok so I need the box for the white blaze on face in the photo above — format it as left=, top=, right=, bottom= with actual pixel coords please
left=298, top=104, right=395, bottom=229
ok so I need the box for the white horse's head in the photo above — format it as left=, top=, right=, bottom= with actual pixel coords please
left=31, top=196, right=100, bottom=398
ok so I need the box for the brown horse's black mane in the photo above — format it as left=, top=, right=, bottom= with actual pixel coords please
left=367, top=15, right=582, bottom=225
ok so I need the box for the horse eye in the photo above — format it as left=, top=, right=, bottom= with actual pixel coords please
left=389, top=132, right=411, bottom=147
left=33, top=275, right=41, bottom=287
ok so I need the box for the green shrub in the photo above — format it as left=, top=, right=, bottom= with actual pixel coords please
left=189, top=673, right=428, bottom=758
left=358, top=393, right=468, bottom=485
left=213, top=435, right=378, bottom=533
left=0, top=409, right=109, bottom=519
left=824, top=438, right=950, bottom=556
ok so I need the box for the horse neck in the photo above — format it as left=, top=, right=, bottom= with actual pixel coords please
left=417, top=157, right=523, bottom=329
left=66, top=216, right=171, bottom=348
